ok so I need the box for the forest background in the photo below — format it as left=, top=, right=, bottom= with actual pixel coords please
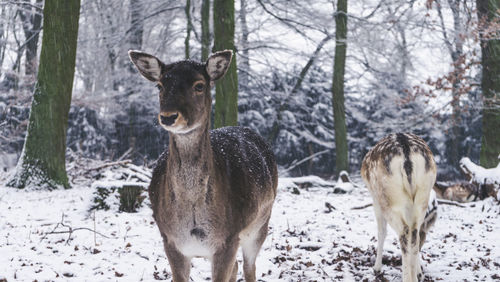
left=0, top=0, right=499, bottom=184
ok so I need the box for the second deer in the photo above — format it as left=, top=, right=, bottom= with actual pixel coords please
left=129, top=50, right=278, bottom=282
left=361, top=133, right=437, bottom=282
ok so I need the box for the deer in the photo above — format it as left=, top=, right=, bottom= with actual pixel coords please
left=361, top=133, right=437, bottom=282
left=128, top=49, right=278, bottom=282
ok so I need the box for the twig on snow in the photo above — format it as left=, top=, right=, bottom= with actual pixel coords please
left=40, top=213, right=109, bottom=245
left=351, top=203, right=373, bottom=210
left=88, top=160, right=132, bottom=171
left=437, top=199, right=466, bottom=208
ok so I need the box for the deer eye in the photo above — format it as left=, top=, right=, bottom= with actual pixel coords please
left=156, top=84, right=163, bottom=91
left=194, top=82, right=205, bottom=93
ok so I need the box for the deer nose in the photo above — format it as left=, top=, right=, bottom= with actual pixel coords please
left=159, top=112, right=179, bottom=126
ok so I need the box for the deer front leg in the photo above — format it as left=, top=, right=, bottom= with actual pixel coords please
left=162, top=237, right=192, bottom=282
left=212, top=236, right=240, bottom=282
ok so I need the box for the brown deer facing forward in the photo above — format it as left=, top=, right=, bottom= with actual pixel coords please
left=128, top=50, right=278, bottom=282
left=361, top=133, right=437, bottom=282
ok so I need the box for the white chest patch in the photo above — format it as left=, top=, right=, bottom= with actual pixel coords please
left=177, top=237, right=214, bottom=258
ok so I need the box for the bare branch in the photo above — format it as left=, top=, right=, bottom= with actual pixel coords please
left=351, top=203, right=373, bottom=210
left=40, top=213, right=109, bottom=245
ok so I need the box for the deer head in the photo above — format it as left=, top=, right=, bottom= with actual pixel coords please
left=128, top=50, right=232, bottom=134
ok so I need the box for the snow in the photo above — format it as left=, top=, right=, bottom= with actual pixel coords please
left=1, top=174, right=499, bottom=281
left=460, top=157, right=500, bottom=186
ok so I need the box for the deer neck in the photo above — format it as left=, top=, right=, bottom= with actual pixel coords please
left=167, top=121, right=213, bottom=192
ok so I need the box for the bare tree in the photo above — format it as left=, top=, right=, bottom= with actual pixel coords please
left=184, top=0, right=192, bottom=59
left=331, top=0, right=348, bottom=173
left=477, top=0, right=500, bottom=168
left=238, top=0, right=250, bottom=87
left=18, top=0, right=42, bottom=81
left=201, top=0, right=211, bottom=61
left=213, top=0, right=238, bottom=128
left=8, top=0, right=81, bottom=189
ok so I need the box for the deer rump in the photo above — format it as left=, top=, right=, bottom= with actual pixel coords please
left=362, top=133, right=435, bottom=222
left=148, top=126, right=277, bottom=256
left=361, top=133, right=437, bottom=282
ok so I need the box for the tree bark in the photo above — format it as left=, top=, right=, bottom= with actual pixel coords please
left=477, top=0, right=500, bottom=168
left=7, top=0, right=81, bottom=189
left=128, top=0, right=143, bottom=66
left=201, top=0, right=211, bottom=61
left=442, top=0, right=464, bottom=170
left=213, top=0, right=238, bottom=128
left=331, top=0, right=349, bottom=173
left=18, top=0, right=43, bottom=78
left=185, top=0, right=192, bottom=59
left=239, top=0, right=250, bottom=87
left=0, top=6, right=7, bottom=79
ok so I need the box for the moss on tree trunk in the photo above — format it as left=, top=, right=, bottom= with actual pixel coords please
left=477, top=0, right=500, bottom=168
left=7, top=0, right=80, bottom=189
left=213, top=0, right=238, bottom=128
left=331, top=0, right=349, bottom=173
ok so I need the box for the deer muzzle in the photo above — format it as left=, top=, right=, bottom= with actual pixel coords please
left=159, top=112, right=179, bottom=126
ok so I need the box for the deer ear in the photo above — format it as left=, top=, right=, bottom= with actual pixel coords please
left=128, top=50, right=167, bottom=82
left=205, top=50, right=233, bottom=81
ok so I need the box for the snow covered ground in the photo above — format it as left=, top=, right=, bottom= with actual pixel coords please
left=1, top=174, right=499, bottom=281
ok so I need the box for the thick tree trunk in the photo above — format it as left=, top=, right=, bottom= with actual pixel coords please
left=7, top=0, right=81, bottom=189
left=477, top=0, right=500, bottom=168
left=201, top=0, right=211, bottom=61
left=213, top=0, right=238, bottom=128
left=331, top=0, right=349, bottom=173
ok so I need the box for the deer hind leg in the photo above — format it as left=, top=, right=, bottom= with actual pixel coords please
left=373, top=204, right=387, bottom=272
left=162, top=237, right=191, bottom=282
left=399, top=217, right=424, bottom=282
left=396, top=223, right=416, bottom=282
left=241, top=221, right=269, bottom=282
left=409, top=225, right=422, bottom=281
left=385, top=215, right=415, bottom=282
left=212, top=236, right=240, bottom=282
left=418, top=228, right=427, bottom=251
left=417, top=228, right=427, bottom=279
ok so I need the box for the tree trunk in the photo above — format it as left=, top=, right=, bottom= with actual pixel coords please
left=126, top=0, right=145, bottom=159
left=0, top=6, right=6, bottom=78
left=119, top=184, right=145, bottom=213
left=213, top=0, right=238, bottom=128
left=7, top=0, right=81, bottom=189
left=448, top=0, right=464, bottom=170
left=331, top=0, right=349, bottom=173
left=239, top=0, right=250, bottom=87
left=185, top=0, right=192, bottom=59
left=201, top=0, right=211, bottom=61
left=19, top=0, right=43, bottom=79
left=128, top=0, right=143, bottom=67
left=477, top=0, right=500, bottom=168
